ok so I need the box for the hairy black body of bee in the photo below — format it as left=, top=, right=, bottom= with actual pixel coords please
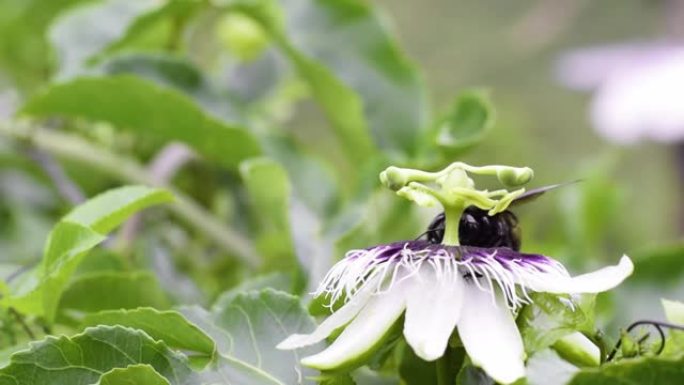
left=426, top=206, right=521, bottom=251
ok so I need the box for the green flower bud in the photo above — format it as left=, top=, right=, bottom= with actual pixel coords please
left=379, top=166, right=408, bottom=191
left=620, top=330, right=640, bottom=358
left=496, top=166, right=534, bottom=187
left=552, top=332, right=600, bottom=367
left=216, top=13, right=269, bottom=62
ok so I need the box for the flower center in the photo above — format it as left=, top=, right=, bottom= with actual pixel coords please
left=379, top=162, right=534, bottom=246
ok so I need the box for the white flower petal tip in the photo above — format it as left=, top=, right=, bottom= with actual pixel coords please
left=489, top=368, right=525, bottom=385
left=410, top=343, right=446, bottom=362
left=523, top=254, right=634, bottom=295
left=571, top=254, right=634, bottom=293
left=276, top=334, right=307, bottom=350
left=404, top=269, right=465, bottom=362
left=299, top=351, right=362, bottom=371
left=406, top=336, right=450, bottom=362
left=299, top=284, right=407, bottom=371
left=278, top=285, right=377, bottom=350
left=620, top=254, right=634, bottom=272
left=458, top=284, right=526, bottom=385
left=470, top=353, right=526, bottom=385
left=300, top=353, right=327, bottom=369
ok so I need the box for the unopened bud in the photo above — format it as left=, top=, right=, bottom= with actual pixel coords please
left=496, top=166, right=534, bottom=187
left=380, top=166, right=409, bottom=191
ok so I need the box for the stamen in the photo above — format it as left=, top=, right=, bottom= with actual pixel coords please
left=313, top=241, right=574, bottom=312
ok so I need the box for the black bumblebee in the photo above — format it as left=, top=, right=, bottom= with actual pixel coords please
left=423, top=183, right=570, bottom=251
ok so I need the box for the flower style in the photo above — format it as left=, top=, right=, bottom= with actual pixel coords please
left=278, top=163, right=633, bottom=384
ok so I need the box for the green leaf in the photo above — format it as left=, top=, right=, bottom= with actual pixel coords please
left=64, top=185, right=173, bottom=234
left=436, top=89, right=494, bottom=154
left=74, top=249, right=128, bottom=275
left=456, top=365, right=494, bottom=385
left=352, top=369, right=399, bottom=385
left=557, top=166, right=623, bottom=263
left=59, top=271, right=169, bottom=315
left=566, top=355, right=684, bottom=385
left=210, top=289, right=320, bottom=381
left=0, top=326, right=192, bottom=385
left=198, top=356, right=286, bottom=385
left=663, top=299, right=684, bottom=323
left=49, top=0, right=162, bottom=79
left=260, top=137, right=345, bottom=291
left=320, top=373, right=356, bottom=385
left=279, top=48, right=375, bottom=164
left=99, top=53, right=243, bottom=122
left=240, top=157, right=296, bottom=270
left=263, top=135, right=339, bottom=218
left=81, top=308, right=215, bottom=357
left=95, top=365, right=171, bottom=385
left=99, top=53, right=202, bottom=91
left=399, top=342, right=461, bottom=385
left=516, top=293, right=595, bottom=355
left=5, top=222, right=104, bottom=319
left=5, top=186, right=171, bottom=321
left=181, top=288, right=321, bottom=384
left=661, top=299, right=684, bottom=358
left=104, top=0, right=202, bottom=55
left=48, top=0, right=202, bottom=80
left=0, top=0, right=90, bottom=90
left=398, top=342, right=438, bottom=385
left=630, top=244, right=684, bottom=286
left=21, top=75, right=261, bottom=168
left=224, top=0, right=428, bottom=161
left=240, top=157, right=291, bottom=235
left=217, top=272, right=294, bottom=304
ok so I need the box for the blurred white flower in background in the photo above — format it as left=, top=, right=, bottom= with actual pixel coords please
left=556, top=42, right=684, bottom=144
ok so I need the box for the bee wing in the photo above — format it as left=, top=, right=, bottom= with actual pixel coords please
left=421, top=180, right=579, bottom=240
left=510, top=180, right=581, bottom=206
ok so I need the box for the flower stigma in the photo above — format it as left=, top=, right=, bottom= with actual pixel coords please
left=380, top=162, right=534, bottom=245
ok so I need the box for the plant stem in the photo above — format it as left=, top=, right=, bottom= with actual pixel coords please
left=116, top=143, right=195, bottom=252
left=0, top=122, right=261, bottom=269
left=9, top=308, right=35, bottom=340
left=25, top=147, right=86, bottom=204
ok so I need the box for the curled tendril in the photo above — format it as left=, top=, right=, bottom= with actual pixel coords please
left=606, top=320, right=684, bottom=361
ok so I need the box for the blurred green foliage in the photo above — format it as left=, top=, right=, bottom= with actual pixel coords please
left=0, top=0, right=682, bottom=384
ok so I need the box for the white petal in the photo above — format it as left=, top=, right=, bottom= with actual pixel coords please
left=523, top=255, right=633, bottom=294
left=458, top=283, right=525, bottom=385
left=526, top=349, right=579, bottom=385
left=277, top=278, right=377, bottom=350
left=404, top=267, right=464, bottom=361
left=300, top=279, right=409, bottom=370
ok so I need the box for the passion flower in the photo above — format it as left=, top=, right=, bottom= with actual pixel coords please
left=279, top=162, right=633, bottom=384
